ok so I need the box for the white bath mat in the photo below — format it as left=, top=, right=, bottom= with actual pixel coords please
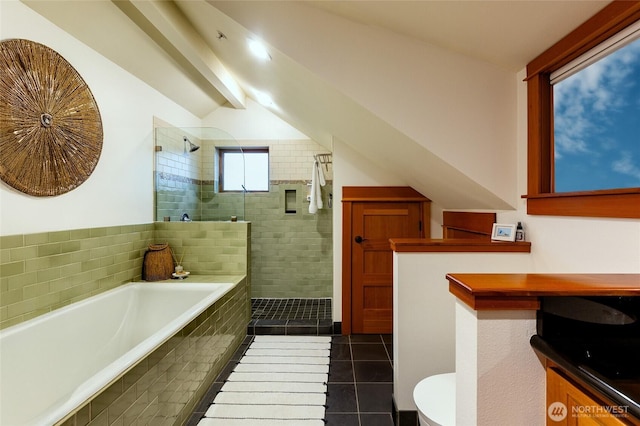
left=244, top=348, right=330, bottom=357
left=205, top=404, right=325, bottom=419
left=239, top=355, right=329, bottom=365
left=227, top=371, right=328, bottom=383
left=213, top=391, right=326, bottom=406
left=233, top=363, right=329, bottom=374
left=252, top=336, right=331, bottom=344
left=249, top=342, right=330, bottom=350
left=221, top=381, right=327, bottom=394
left=199, top=336, right=330, bottom=425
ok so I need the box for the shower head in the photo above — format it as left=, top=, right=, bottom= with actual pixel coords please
left=183, top=136, right=200, bottom=153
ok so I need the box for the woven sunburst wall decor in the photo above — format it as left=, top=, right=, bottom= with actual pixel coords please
left=0, top=39, right=103, bottom=196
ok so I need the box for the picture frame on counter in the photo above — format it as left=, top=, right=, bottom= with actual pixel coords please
left=491, top=223, right=516, bottom=242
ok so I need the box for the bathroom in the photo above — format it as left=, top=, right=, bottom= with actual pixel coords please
left=2, top=1, right=640, bottom=426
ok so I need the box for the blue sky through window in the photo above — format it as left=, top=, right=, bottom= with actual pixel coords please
left=553, top=37, right=640, bottom=192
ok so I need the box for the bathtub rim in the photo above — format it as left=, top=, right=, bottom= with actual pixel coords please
left=0, top=278, right=241, bottom=426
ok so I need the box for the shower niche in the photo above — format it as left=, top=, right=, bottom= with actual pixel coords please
left=154, top=126, right=246, bottom=222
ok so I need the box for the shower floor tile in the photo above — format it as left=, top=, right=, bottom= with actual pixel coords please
left=249, top=298, right=334, bottom=335
left=251, top=298, right=332, bottom=320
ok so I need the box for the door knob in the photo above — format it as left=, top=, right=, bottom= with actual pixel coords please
left=354, top=235, right=365, bottom=243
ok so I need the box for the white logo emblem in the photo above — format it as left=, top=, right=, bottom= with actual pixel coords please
left=548, top=401, right=567, bottom=422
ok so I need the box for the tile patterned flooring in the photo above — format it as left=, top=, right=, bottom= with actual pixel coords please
left=251, top=298, right=332, bottom=320
left=248, top=298, right=334, bottom=335
left=186, top=334, right=395, bottom=426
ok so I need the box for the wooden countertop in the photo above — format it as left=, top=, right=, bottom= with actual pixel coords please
left=390, top=238, right=531, bottom=253
left=447, top=273, right=640, bottom=310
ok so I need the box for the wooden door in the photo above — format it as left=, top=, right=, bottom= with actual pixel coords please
left=350, top=201, right=423, bottom=334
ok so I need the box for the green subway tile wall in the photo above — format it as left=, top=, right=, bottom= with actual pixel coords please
left=0, top=222, right=251, bottom=330
left=0, top=224, right=155, bottom=330
left=155, top=174, right=202, bottom=222
left=246, top=182, right=332, bottom=298
left=153, top=221, right=250, bottom=278
left=201, top=188, right=246, bottom=222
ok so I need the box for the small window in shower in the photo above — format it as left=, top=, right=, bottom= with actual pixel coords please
left=219, top=147, right=269, bottom=192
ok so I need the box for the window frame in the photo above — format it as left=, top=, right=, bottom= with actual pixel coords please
left=524, top=1, right=640, bottom=219
left=218, top=147, right=269, bottom=193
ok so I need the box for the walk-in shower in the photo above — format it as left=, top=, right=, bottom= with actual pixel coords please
left=154, top=124, right=334, bottom=335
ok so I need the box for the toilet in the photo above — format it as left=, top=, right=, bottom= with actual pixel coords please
left=413, top=373, right=456, bottom=426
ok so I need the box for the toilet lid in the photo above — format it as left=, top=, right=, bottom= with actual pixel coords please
left=413, top=373, right=456, bottom=426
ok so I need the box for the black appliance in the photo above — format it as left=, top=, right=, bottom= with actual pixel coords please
left=531, top=295, right=640, bottom=419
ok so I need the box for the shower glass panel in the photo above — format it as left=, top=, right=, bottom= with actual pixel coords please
left=154, top=126, right=245, bottom=222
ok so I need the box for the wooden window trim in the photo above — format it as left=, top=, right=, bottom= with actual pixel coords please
left=524, top=1, right=640, bottom=219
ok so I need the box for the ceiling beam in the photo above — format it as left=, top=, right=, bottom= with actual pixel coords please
left=119, top=0, right=245, bottom=109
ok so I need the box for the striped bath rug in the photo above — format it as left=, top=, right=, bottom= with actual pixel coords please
left=198, top=335, right=331, bottom=426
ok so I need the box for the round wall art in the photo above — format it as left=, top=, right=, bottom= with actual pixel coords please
left=0, top=39, right=103, bottom=196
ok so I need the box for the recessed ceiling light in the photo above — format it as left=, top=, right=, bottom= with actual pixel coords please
left=248, top=39, right=272, bottom=61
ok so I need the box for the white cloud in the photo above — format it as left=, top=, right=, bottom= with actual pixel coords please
left=612, top=151, right=640, bottom=180
left=554, top=38, right=640, bottom=160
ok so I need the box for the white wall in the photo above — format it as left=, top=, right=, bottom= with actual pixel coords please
left=392, top=68, right=640, bottom=419
left=0, top=0, right=201, bottom=236
left=331, top=138, right=412, bottom=322
left=456, top=302, right=544, bottom=426
left=202, top=98, right=309, bottom=140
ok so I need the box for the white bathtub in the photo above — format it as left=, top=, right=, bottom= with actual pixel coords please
left=0, top=281, right=235, bottom=426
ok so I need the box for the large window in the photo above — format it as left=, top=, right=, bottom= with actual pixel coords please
left=553, top=33, right=640, bottom=193
left=219, top=148, right=269, bottom=192
left=525, top=2, right=640, bottom=218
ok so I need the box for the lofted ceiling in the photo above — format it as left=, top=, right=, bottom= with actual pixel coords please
left=305, top=0, right=608, bottom=73
left=21, top=0, right=609, bottom=209
left=22, top=0, right=607, bottom=121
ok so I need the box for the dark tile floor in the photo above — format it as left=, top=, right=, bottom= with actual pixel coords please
left=186, top=334, right=395, bottom=426
left=248, top=298, right=334, bottom=335
left=251, top=298, right=332, bottom=320
left=326, top=334, right=395, bottom=426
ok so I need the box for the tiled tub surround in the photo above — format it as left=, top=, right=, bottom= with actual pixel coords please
left=0, top=221, right=250, bottom=330
left=0, top=277, right=246, bottom=425
left=0, top=275, right=249, bottom=426
left=0, top=224, right=155, bottom=330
